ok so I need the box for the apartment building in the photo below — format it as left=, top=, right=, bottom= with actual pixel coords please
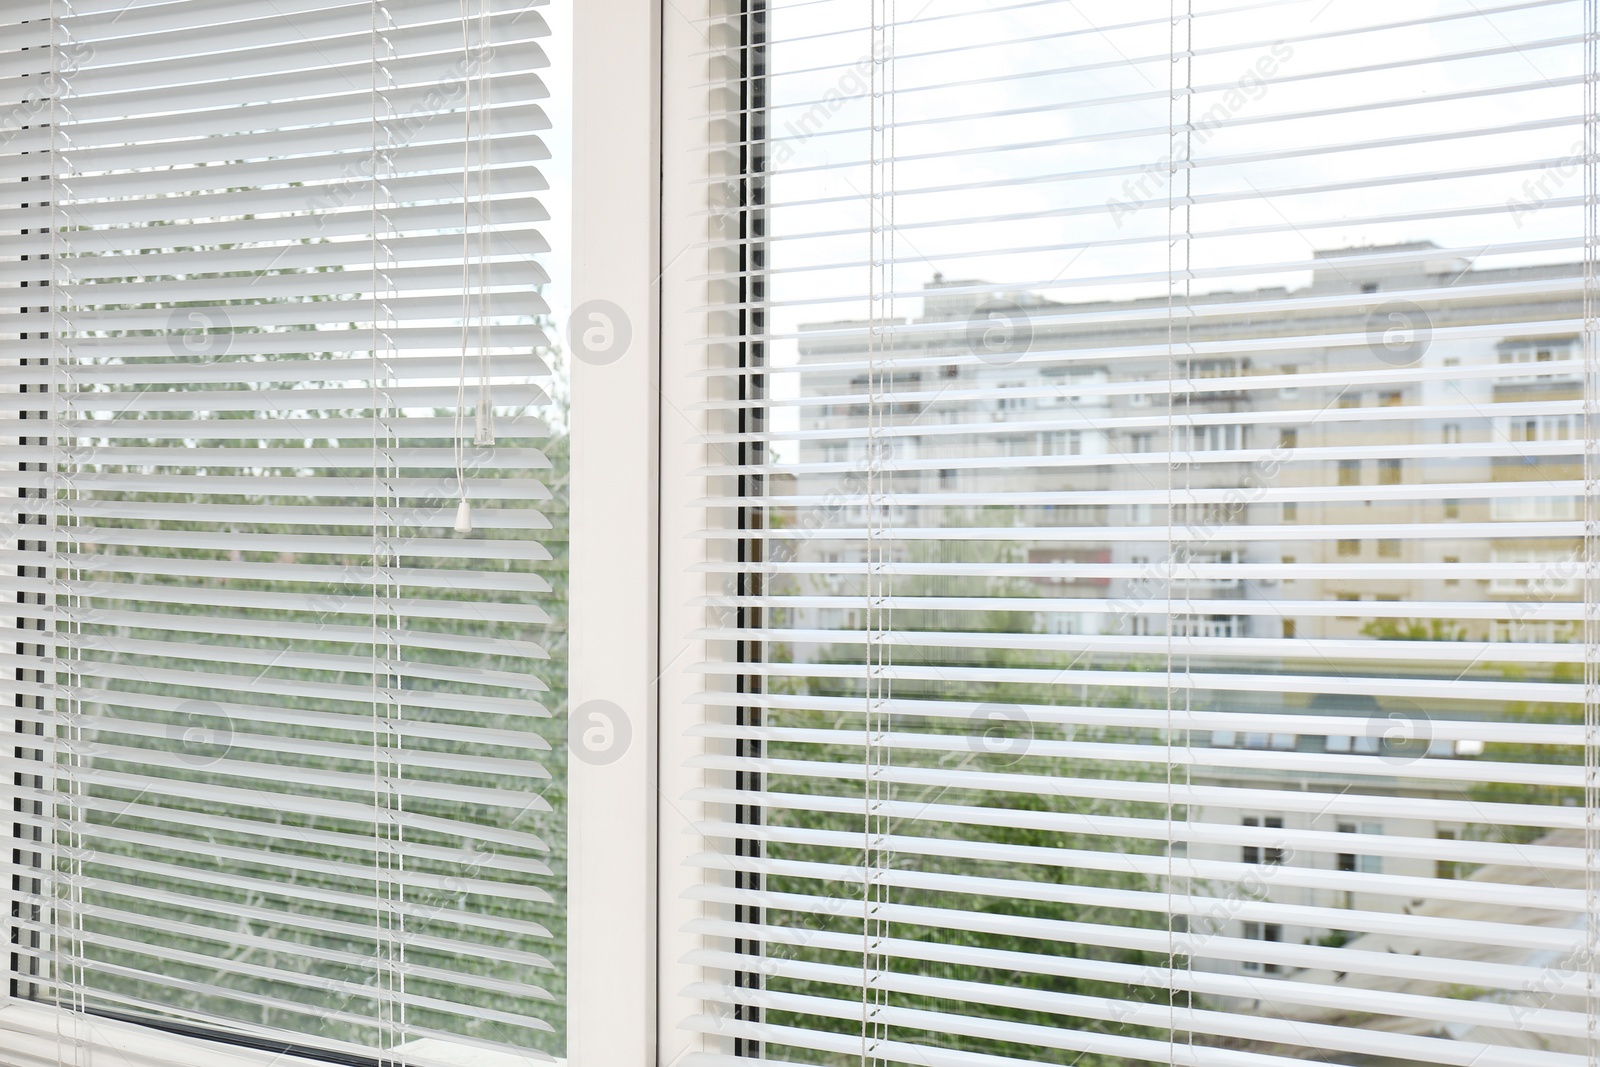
left=781, top=242, right=1581, bottom=987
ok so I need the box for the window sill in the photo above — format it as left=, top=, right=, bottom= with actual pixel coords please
left=0, top=1002, right=560, bottom=1067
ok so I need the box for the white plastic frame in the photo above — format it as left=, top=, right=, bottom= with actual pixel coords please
left=572, top=0, right=726, bottom=1058
left=572, top=0, right=727, bottom=1057
left=568, top=0, right=669, bottom=1062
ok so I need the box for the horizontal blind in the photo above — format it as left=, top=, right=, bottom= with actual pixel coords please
left=2, top=1, right=562, bottom=1063
left=683, top=0, right=1599, bottom=1065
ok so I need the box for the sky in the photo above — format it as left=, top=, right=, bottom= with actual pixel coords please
left=722, top=0, right=1589, bottom=448
left=756, top=0, right=1585, bottom=332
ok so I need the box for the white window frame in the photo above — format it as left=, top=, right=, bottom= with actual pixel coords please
left=569, top=0, right=670, bottom=1063
left=573, top=0, right=737, bottom=1060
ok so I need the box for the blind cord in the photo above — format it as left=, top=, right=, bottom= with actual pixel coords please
left=475, top=0, right=497, bottom=449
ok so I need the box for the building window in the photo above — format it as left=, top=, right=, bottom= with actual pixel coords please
left=1338, top=823, right=1384, bottom=876
left=1241, top=923, right=1283, bottom=973
left=1338, top=460, right=1361, bottom=486
left=1379, top=458, right=1402, bottom=484
left=1241, top=816, right=1285, bottom=864
left=1337, top=540, right=1361, bottom=556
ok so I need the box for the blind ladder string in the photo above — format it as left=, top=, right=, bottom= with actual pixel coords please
left=369, top=2, right=387, bottom=1047
left=863, top=0, right=895, bottom=1060
left=60, top=9, right=86, bottom=1055
left=1584, top=0, right=1599, bottom=1060
left=454, top=0, right=480, bottom=535
left=1177, top=0, right=1195, bottom=1055
left=369, top=4, right=408, bottom=1050
left=1164, top=0, right=1181, bottom=1059
left=44, top=3, right=84, bottom=1061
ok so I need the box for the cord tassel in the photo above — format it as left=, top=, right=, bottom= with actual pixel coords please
left=454, top=498, right=473, bottom=534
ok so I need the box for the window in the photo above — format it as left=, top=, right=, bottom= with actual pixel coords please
left=1499, top=338, right=1578, bottom=380
left=29, top=0, right=1598, bottom=1064
left=1242, top=817, right=1286, bottom=865
left=1182, top=424, right=1242, bottom=451
left=1240, top=923, right=1284, bottom=974
left=1339, top=823, right=1384, bottom=876
left=3, top=3, right=564, bottom=1063
left=1506, top=414, right=1576, bottom=441
left=997, top=385, right=1028, bottom=411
